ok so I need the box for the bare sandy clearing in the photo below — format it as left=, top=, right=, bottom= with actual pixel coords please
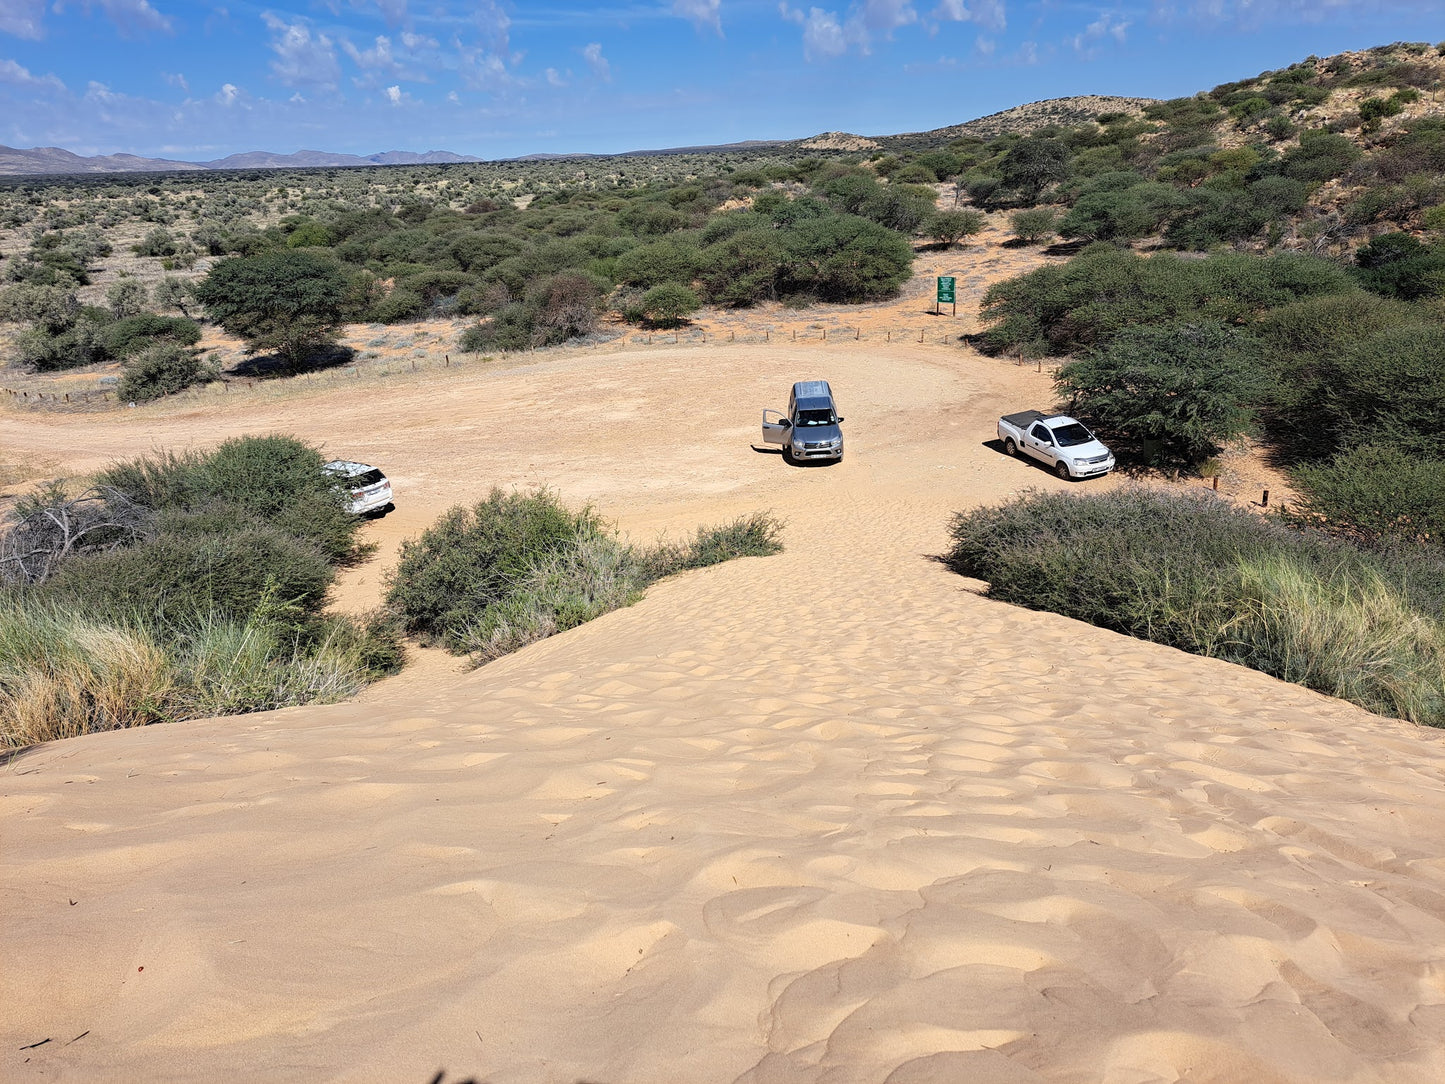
left=2, top=239, right=1439, bottom=1083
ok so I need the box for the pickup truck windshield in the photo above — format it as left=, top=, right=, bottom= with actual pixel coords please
left=1052, top=423, right=1094, bottom=447
left=796, top=408, right=837, bottom=426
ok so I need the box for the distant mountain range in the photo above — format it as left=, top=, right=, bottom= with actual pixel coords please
left=0, top=146, right=484, bottom=176
left=0, top=97, right=1159, bottom=176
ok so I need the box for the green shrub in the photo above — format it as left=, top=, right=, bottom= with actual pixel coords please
left=701, top=229, right=784, bottom=306
left=1059, top=180, right=1185, bottom=241
left=461, top=533, right=646, bottom=662
left=614, top=237, right=703, bottom=288
left=386, top=488, right=600, bottom=649
left=133, top=228, right=178, bottom=257
left=96, top=435, right=359, bottom=563
left=1056, top=321, right=1268, bottom=466
left=195, top=249, right=350, bottom=367
left=39, top=518, right=335, bottom=628
left=1288, top=445, right=1445, bottom=545
left=1319, top=324, right=1445, bottom=455
left=389, top=493, right=782, bottom=661
left=927, top=209, right=986, bottom=247
left=636, top=513, right=785, bottom=581
left=106, top=278, right=148, bottom=320
left=103, top=313, right=202, bottom=357
left=979, top=245, right=1354, bottom=357
left=117, top=343, right=213, bottom=403
left=1009, top=208, right=1058, bottom=244
left=639, top=282, right=700, bottom=327
left=945, top=488, right=1445, bottom=725
left=780, top=214, right=912, bottom=301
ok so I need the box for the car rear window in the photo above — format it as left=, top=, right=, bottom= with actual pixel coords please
left=351, top=469, right=386, bottom=486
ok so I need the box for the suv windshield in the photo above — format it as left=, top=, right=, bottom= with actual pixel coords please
left=1052, top=423, right=1094, bottom=447
left=796, top=408, right=837, bottom=426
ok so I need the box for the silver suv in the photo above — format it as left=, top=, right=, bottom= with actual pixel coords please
left=761, top=380, right=845, bottom=463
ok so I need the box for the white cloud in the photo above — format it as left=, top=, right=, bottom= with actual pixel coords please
left=87, top=0, right=171, bottom=36
left=582, top=41, right=611, bottom=80
left=373, top=0, right=406, bottom=23
left=217, top=82, right=239, bottom=106
left=162, top=70, right=188, bottom=92
left=779, top=4, right=849, bottom=61
left=475, top=0, right=511, bottom=52
left=545, top=66, right=567, bottom=87
left=781, top=0, right=947, bottom=59
left=1150, top=0, right=1425, bottom=25
left=1070, top=14, right=1128, bottom=55
left=262, top=14, right=341, bottom=89
left=672, top=0, right=722, bottom=33
left=858, top=0, right=917, bottom=34
left=385, top=83, right=401, bottom=104
left=931, top=0, right=1005, bottom=32
left=0, top=0, right=47, bottom=39
left=0, top=56, right=64, bottom=90
left=344, top=34, right=400, bottom=74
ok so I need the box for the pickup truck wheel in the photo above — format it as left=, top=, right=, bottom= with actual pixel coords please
left=1055, top=461, right=1072, bottom=480
left=1003, top=438, right=1017, bottom=457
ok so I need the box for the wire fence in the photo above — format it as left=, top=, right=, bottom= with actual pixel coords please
left=2, top=324, right=1051, bottom=412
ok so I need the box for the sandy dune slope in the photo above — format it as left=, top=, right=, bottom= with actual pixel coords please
left=4, top=336, right=1445, bottom=1083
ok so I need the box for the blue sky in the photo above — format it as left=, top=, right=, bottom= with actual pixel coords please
left=1, top=1, right=1443, bottom=159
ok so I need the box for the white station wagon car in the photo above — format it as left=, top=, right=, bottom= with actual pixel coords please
left=324, top=460, right=393, bottom=515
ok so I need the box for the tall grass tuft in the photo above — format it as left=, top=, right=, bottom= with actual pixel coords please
left=947, top=488, right=1445, bottom=727
left=0, top=600, right=171, bottom=747
left=1212, top=556, right=1445, bottom=724
left=0, top=598, right=403, bottom=750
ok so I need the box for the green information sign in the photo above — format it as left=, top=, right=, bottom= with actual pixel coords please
left=936, top=276, right=956, bottom=303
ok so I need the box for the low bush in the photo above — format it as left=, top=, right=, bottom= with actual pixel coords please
left=639, top=282, right=700, bottom=327
left=1287, top=445, right=1445, bottom=546
left=946, top=488, right=1445, bottom=725
left=387, top=488, right=601, bottom=649
left=388, top=492, right=783, bottom=662
left=103, top=313, right=203, bottom=358
left=96, top=435, right=360, bottom=563
left=1009, top=208, right=1058, bottom=244
left=39, top=517, right=335, bottom=628
left=636, top=513, right=785, bottom=581
left=117, top=343, right=213, bottom=403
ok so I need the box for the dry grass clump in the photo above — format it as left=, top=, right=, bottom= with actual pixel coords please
left=0, top=599, right=399, bottom=749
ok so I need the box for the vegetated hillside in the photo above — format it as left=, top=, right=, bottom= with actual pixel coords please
left=900, top=41, right=1445, bottom=251
left=879, top=95, right=1160, bottom=149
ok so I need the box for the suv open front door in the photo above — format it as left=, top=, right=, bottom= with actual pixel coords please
left=762, top=408, right=791, bottom=448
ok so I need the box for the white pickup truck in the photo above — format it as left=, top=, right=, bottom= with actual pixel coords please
left=997, top=410, right=1115, bottom=480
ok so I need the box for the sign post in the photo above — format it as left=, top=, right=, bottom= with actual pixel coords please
left=936, top=276, right=956, bottom=317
